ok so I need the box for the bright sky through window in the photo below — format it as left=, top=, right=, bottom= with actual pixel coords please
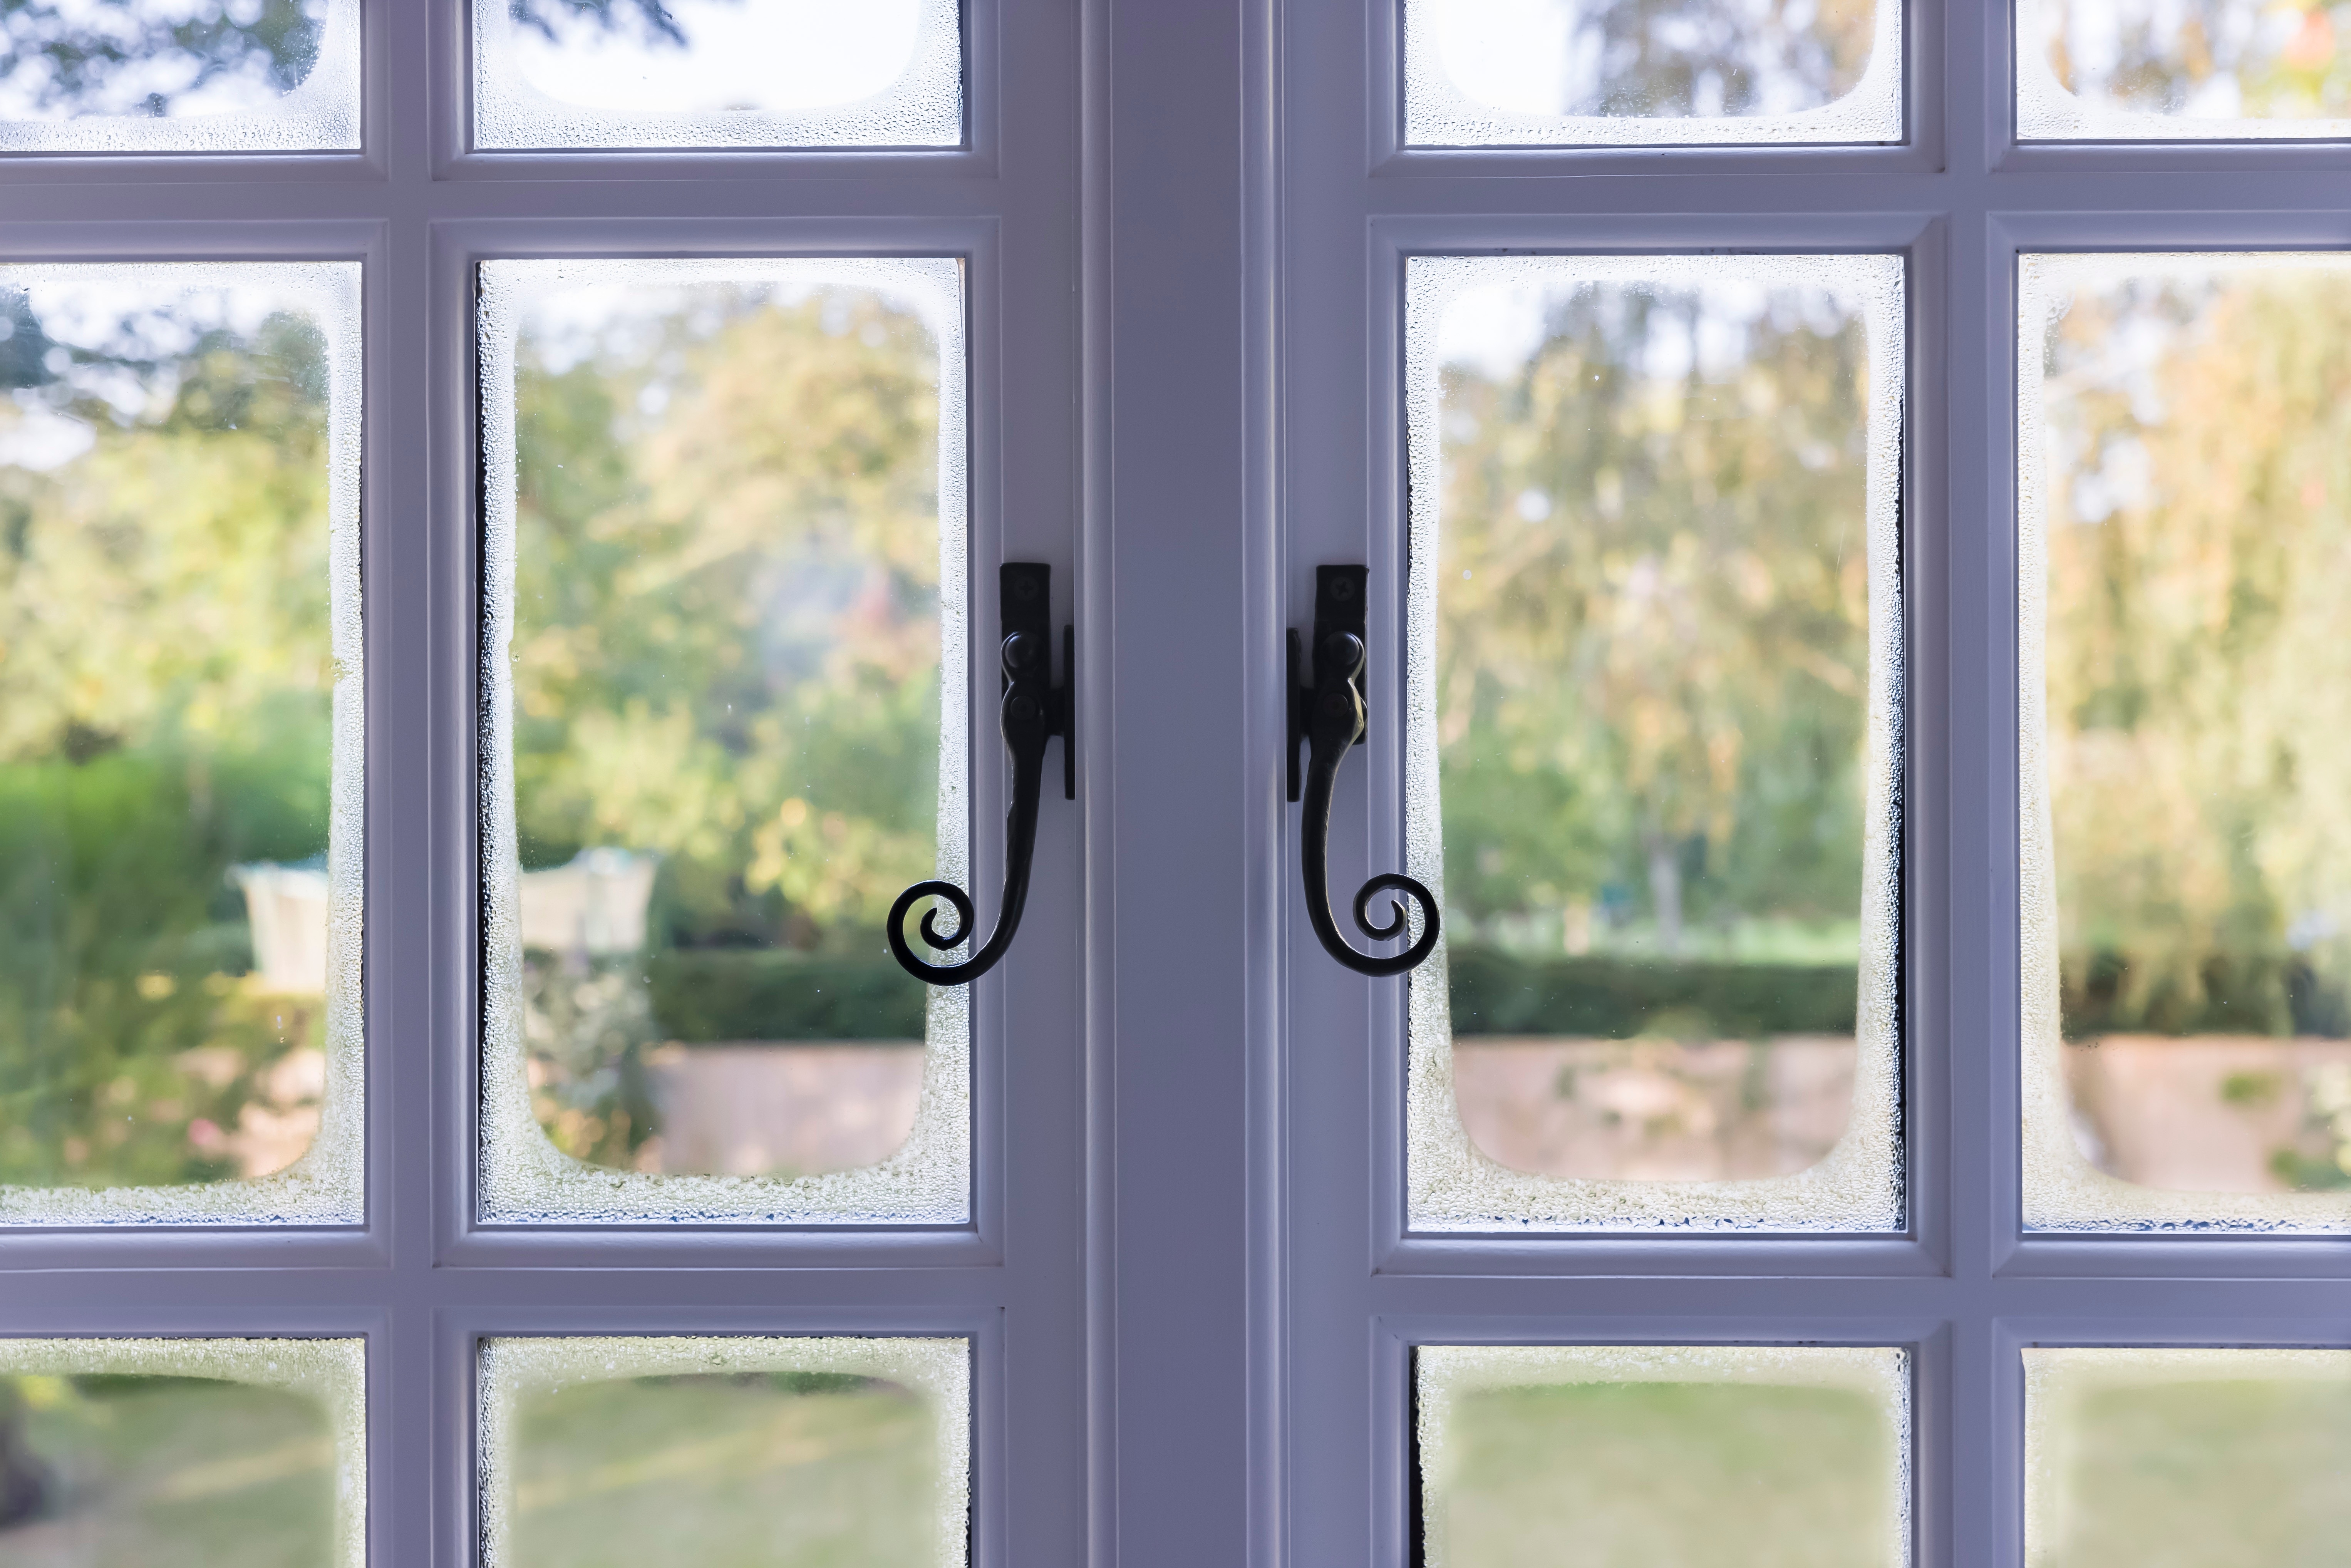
left=476, top=0, right=960, bottom=149
left=509, top=0, right=922, bottom=116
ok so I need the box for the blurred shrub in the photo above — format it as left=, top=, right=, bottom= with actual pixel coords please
left=646, top=950, right=925, bottom=1042
left=2061, top=948, right=2351, bottom=1040
left=0, top=739, right=325, bottom=1187
left=1445, top=946, right=1858, bottom=1039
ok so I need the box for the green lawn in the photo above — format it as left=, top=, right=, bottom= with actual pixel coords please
left=0, top=1376, right=334, bottom=1568
left=2039, top=1380, right=2351, bottom=1568
left=503, top=1374, right=942, bottom=1568
left=1424, top=1382, right=1900, bottom=1568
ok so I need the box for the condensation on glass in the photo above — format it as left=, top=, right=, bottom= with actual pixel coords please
left=2025, top=1346, right=2351, bottom=1566
left=0, top=263, right=362, bottom=1226
left=2020, top=0, right=2351, bottom=140
left=1403, top=0, right=1902, bottom=146
left=0, top=1336, right=364, bottom=1566
left=1416, top=1343, right=1910, bottom=1568
left=0, top=0, right=358, bottom=153
left=2021, top=252, right=2351, bottom=1233
left=476, top=1335, right=969, bottom=1568
left=477, top=257, right=969, bottom=1225
left=473, top=0, right=962, bottom=151
left=1403, top=253, right=1904, bottom=1231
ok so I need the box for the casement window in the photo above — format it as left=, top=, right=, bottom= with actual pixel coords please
left=0, top=2, right=2343, bottom=1565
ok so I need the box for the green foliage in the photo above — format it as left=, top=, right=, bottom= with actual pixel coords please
left=645, top=950, right=926, bottom=1042
left=0, top=294, right=336, bottom=1187
left=0, top=743, right=324, bottom=1186
left=767, top=1370, right=883, bottom=1397
left=1436, top=284, right=1874, bottom=956
left=510, top=286, right=943, bottom=952
left=1444, top=946, right=1857, bottom=1040
left=2058, top=946, right=2351, bottom=1040
left=2044, top=270, right=2351, bottom=1036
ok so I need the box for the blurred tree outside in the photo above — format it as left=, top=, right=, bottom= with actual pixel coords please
left=0, top=0, right=327, bottom=119
left=506, top=283, right=946, bottom=1165
left=2041, top=268, right=2351, bottom=1041
left=1439, top=0, right=1880, bottom=120
left=2038, top=0, right=2351, bottom=121
left=1435, top=283, right=1876, bottom=967
left=0, top=287, right=337, bottom=1189
left=1436, top=260, right=2351, bottom=1072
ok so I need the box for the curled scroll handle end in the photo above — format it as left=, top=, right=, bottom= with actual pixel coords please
left=1292, top=567, right=1439, bottom=978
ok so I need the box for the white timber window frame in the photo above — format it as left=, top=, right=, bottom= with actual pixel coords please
left=1269, top=5, right=2351, bottom=1568
left=0, top=1, right=2344, bottom=1565
left=0, top=3, right=1092, bottom=1565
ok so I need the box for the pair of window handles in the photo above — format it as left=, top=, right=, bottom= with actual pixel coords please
left=886, top=561, right=1440, bottom=985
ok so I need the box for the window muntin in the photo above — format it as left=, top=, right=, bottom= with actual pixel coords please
left=0, top=1336, right=364, bottom=1565
left=476, top=256, right=970, bottom=1226
left=2020, top=250, right=2351, bottom=1233
left=1414, top=1343, right=1910, bottom=1568
left=2019, top=0, right=2351, bottom=142
left=2024, top=1347, right=2351, bottom=1563
left=472, top=0, right=963, bottom=152
left=0, top=262, right=363, bottom=1227
left=1403, top=253, right=1905, bottom=1232
left=0, top=0, right=359, bottom=153
left=475, top=1335, right=971, bottom=1568
left=1402, top=0, right=1903, bottom=147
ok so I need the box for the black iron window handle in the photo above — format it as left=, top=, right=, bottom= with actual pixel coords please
left=888, top=561, right=1073, bottom=985
left=1288, top=564, right=1438, bottom=977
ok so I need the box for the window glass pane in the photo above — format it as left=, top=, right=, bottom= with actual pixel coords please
left=2020, top=252, right=2351, bottom=1233
left=1404, top=254, right=1904, bottom=1231
left=477, top=1335, right=969, bottom=1568
left=0, top=1, right=357, bottom=153
left=2025, top=1347, right=2351, bottom=1565
left=1403, top=0, right=1901, bottom=146
left=1416, top=1344, right=1909, bottom=1568
left=2019, top=0, right=2351, bottom=141
left=473, top=0, right=961, bottom=151
left=0, top=263, right=362, bottom=1226
left=477, top=258, right=968, bottom=1226
left=0, top=1337, right=364, bottom=1567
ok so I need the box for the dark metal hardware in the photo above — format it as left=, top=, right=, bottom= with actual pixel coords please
left=887, top=562, right=1073, bottom=985
left=1288, top=565, right=1438, bottom=978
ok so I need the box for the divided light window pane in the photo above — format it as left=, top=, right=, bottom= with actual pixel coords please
left=1415, top=1344, right=1910, bottom=1568
left=2021, top=251, right=2351, bottom=1233
left=1403, top=0, right=1902, bottom=146
left=1403, top=253, right=1904, bottom=1232
left=0, top=263, right=363, bottom=1227
left=476, top=1336, right=970, bottom=1568
left=476, top=257, right=969, bottom=1226
left=0, top=1337, right=365, bottom=1566
left=2020, top=0, right=2351, bottom=141
left=0, top=1, right=359, bottom=154
left=2025, top=1347, right=2351, bottom=1565
left=473, top=0, right=962, bottom=151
